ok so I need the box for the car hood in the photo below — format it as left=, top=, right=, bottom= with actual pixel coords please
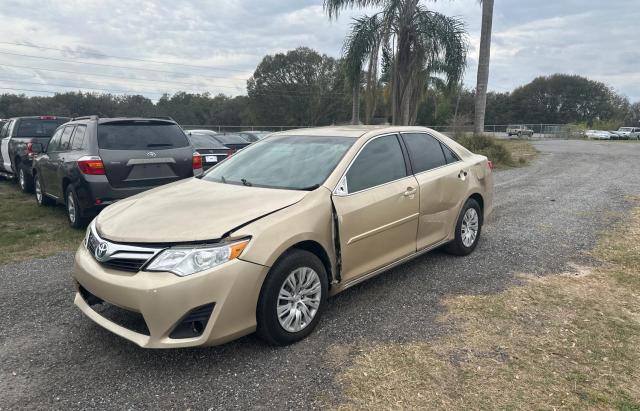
left=95, top=178, right=308, bottom=243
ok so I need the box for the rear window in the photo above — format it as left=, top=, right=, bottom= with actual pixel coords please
left=97, top=121, right=189, bottom=150
left=16, top=119, right=66, bottom=137
left=215, top=134, right=250, bottom=145
left=188, top=134, right=226, bottom=148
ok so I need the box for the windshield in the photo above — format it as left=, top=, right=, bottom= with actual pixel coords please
left=98, top=121, right=189, bottom=150
left=203, top=135, right=354, bottom=190
left=619, top=127, right=632, bottom=132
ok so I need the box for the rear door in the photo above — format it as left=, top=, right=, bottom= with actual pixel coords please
left=332, top=134, right=419, bottom=283
left=97, top=120, right=194, bottom=188
left=400, top=132, right=470, bottom=250
left=49, top=125, right=75, bottom=198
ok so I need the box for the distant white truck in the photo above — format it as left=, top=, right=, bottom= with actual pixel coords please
left=506, top=125, right=534, bottom=137
left=616, top=127, right=640, bottom=140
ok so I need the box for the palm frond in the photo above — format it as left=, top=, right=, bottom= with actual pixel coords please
left=342, top=13, right=384, bottom=86
left=324, top=0, right=387, bottom=19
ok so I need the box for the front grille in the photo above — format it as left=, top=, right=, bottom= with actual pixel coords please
left=101, top=258, right=148, bottom=272
left=86, top=225, right=162, bottom=273
left=79, top=284, right=150, bottom=336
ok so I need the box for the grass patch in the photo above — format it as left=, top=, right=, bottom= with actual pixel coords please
left=335, top=200, right=640, bottom=410
left=0, top=180, right=84, bottom=264
left=456, top=134, right=538, bottom=168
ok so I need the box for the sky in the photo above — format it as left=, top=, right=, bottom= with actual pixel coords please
left=0, top=0, right=638, bottom=102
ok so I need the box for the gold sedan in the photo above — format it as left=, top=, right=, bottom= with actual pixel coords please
left=73, top=126, right=493, bottom=347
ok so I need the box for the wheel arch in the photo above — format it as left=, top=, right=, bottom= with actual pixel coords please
left=273, top=240, right=333, bottom=285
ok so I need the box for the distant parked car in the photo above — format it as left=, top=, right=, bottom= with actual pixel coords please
left=186, top=129, right=217, bottom=136
left=615, top=127, right=640, bottom=140
left=0, top=116, right=70, bottom=191
left=185, top=132, right=231, bottom=170
left=506, top=125, right=534, bottom=137
left=608, top=131, right=626, bottom=140
left=237, top=131, right=272, bottom=142
left=210, top=133, right=252, bottom=151
left=32, top=116, right=202, bottom=228
left=585, top=130, right=613, bottom=140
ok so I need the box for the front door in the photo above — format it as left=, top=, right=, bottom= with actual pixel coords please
left=332, top=134, right=419, bottom=283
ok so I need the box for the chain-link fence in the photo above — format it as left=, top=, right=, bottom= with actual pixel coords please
left=181, top=124, right=585, bottom=139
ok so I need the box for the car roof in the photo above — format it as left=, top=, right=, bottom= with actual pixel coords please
left=270, top=125, right=443, bottom=139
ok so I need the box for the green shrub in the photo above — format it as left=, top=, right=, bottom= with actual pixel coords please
left=456, top=134, right=515, bottom=167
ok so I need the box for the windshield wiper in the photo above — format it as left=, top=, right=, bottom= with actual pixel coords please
left=147, top=143, right=173, bottom=147
left=241, top=178, right=252, bottom=187
left=220, top=176, right=227, bottom=184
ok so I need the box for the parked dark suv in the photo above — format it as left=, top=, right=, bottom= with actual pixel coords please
left=0, top=116, right=70, bottom=192
left=32, top=116, right=202, bottom=228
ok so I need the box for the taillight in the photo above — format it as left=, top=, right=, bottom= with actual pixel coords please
left=77, top=156, right=105, bottom=175
left=227, top=149, right=236, bottom=158
left=487, top=160, right=495, bottom=170
left=26, top=142, right=34, bottom=158
left=39, top=115, right=56, bottom=120
left=192, top=152, right=202, bottom=170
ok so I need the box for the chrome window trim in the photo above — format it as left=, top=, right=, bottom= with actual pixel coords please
left=399, top=131, right=463, bottom=177
left=332, top=133, right=410, bottom=197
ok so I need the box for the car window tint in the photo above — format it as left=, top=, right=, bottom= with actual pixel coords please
left=70, top=125, right=87, bottom=150
left=0, top=122, right=7, bottom=138
left=440, top=142, right=459, bottom=164
left=15, top=119, right=65, bottom=137
left=47, top=128, right=63, bottom=152
left=97, top=122, right=189, bottom=150
left=346, top=135, right=407, bottom=193
left=402, top=133, right=447, bottom=173
left=58, top=126, right=75, bottom=151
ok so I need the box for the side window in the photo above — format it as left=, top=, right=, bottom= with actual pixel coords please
left=47, top=128, right=63, bottom=152
left=440, top=142, right=460, bottom=164
left=346, top=135, right=407, bottom=193
left=402, top=133, right=447, bottom=173
left=70, top=125, right=87, bottom=150
left=0, top=122, right=7, bottom=138
left=58, top=126, right=75, bottom=151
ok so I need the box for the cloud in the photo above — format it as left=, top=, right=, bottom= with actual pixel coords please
left=0, top=0, right=638, bottom=102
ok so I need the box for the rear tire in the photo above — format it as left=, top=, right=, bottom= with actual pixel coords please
left=65, top=185, right=87, bottom=229
left=18, top=166, right=34, bottom=193
left=445, top=198, right=483, bottom=256
left=34, top=174, right=54, bottom=206
left=256, top=250, right=328, bottom=346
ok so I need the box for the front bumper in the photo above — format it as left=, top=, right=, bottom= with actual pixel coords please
left=73, top=245, right=269, bottom=348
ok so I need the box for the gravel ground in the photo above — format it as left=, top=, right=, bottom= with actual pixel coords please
left=1, top=140, right=639, bottom=410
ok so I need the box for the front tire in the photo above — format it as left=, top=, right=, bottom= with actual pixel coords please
left=445, top=198, right=483, bottom=256
left=18, top=166, right=34, bottom=193
left=256, top=250, right=328, bottom=346
left=65, top=185, right=87, bottom=229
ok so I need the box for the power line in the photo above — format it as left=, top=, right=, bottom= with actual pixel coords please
left=0, top=62, right=245, bottom=91
left=0, top=50, right=247, bottom=82
left=0, top=41, right=250, bottom=73
left=0, top=77, right=168, bottom=96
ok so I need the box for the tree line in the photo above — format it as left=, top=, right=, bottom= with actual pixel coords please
left=1, top=48, right=638, bottom=128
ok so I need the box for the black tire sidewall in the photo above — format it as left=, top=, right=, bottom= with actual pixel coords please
left=257, top=250, right=328, bottom=345
left=447, top=198, right=483, bottom=256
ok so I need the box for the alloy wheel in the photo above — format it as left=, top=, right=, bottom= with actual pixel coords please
left=461, top=208, right=479, bottom=247
left=277, top=267, right=322, bottom=333
left=35, top=178, right=42, bottom=204
left=19, top=169, right=26, bottom=190
left=67, top=193, right=76, bottom=223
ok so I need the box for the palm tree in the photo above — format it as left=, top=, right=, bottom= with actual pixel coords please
left=473, top=0, right=494, bottom=134
left=326, top=0, right=468, bottom=125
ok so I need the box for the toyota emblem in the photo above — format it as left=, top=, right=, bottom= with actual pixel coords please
left=95, top=242, right=109, bottom=261
left=146, top=151, right=157, bottom=158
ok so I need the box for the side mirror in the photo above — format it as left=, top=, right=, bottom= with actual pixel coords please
left=30, top=143, right=44, bottom=154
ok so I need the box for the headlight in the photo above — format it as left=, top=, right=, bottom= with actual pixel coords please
left=145, top=239, right=250, bottom=276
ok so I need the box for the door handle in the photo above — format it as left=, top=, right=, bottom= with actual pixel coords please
left=458, top=170, right=468, bottom=179
left=403, top=187, right=417, bottom=196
